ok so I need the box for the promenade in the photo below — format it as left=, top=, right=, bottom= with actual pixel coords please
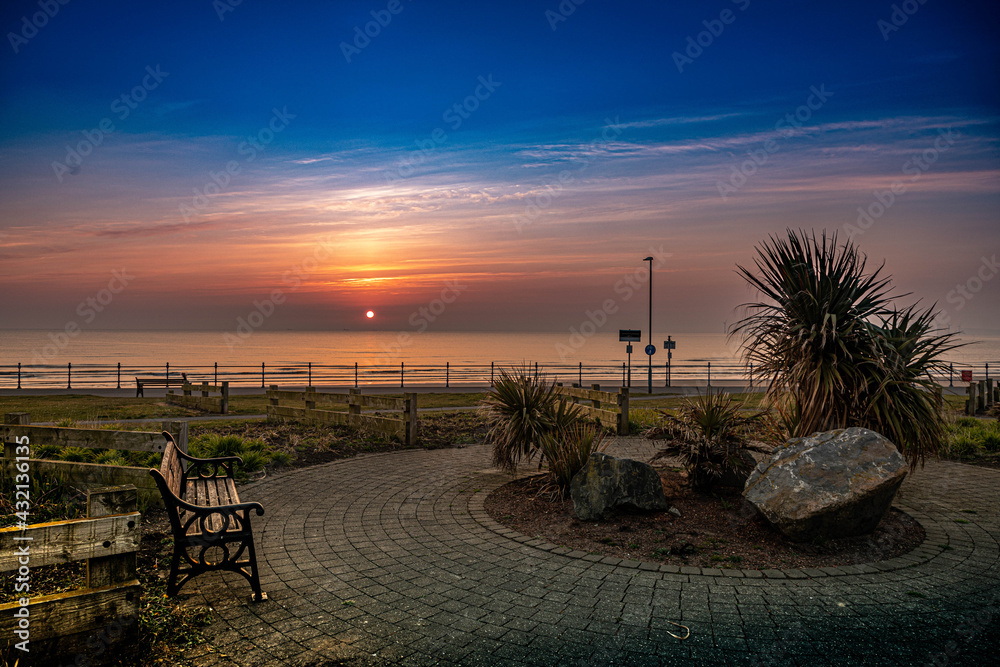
left=171, top=439, right=999, bottom=666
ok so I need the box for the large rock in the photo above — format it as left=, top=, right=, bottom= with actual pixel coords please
left=570, top=453, right=668, bottom=521
left=743, top=427, right=907, bottom=541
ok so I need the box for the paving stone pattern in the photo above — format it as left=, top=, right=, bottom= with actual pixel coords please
left=183, top=443, right=1000, bottom=666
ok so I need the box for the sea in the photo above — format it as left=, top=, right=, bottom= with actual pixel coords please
left=1, top=330, right=998, bottom=388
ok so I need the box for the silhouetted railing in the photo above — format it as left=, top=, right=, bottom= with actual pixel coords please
left=1, top=360, right=994, bottom=390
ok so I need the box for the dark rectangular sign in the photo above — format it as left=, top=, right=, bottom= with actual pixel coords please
left=619, top=329, right=641, bottom=342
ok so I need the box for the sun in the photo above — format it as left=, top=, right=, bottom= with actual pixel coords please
left=366, top=310, right=375, bottom=319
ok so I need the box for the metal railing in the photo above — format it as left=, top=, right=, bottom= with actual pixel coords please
left=1, top=360, right=995, bottom=390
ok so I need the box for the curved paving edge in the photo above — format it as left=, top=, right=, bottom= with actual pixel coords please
left=180, top=446, right=1000, bottom=667
left=468, top=484, right=946, bottom=579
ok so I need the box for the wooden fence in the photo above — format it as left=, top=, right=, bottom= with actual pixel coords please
left=166, top=380, right=229, bottom=414
left=1, top=413, right=188, bottom=506
left=266, top=386, right=418, bottom=446
left=0, top=485, right=141, bottom=665
left=555, top=383, right=630, bottom=436
left=966, top=379, right=998, bottom=415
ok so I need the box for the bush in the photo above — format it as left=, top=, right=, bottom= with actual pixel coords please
left=188, top=433, right=280, bottom=477
left=944, top=417, right=1000, bottom=458
left=538, top=422, right=609, bottom=497
left=733, top=229, right=959, bottom=467
left=480, top=366, right=582, bottom=473
left=648, top=390, right=771, bottom=491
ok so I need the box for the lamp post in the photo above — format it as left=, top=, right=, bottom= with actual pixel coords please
left=644, top=255, right=654, bottom=394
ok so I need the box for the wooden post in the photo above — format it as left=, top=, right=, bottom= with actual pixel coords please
left=220, top=381, right=229, bottom=414
left=199, top=381, right=208, bottom=398
left=404, top=393, right=418, bottom=446
left=591, top=384, right=602, bottom=410
left=162, top=420, right=188, bottom=454
left=986, top=379, right=995, bottom=408
left=86, top=486, right=138, bottom=589
left=349, top=388, right=362, bottom=426
left=268, top=384, right=279, bottom=420
left=305, top=386, right=317, bottom=412
left=967, top=382, right=978, bottom=416
left=978, top=380, right=986, bottom=413
left=617, top=388, right=629, bottom=436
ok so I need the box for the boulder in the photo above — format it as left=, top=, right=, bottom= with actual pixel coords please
left=743, top=427, right=907, bottom=541
left=570, top=453, right=669, bottom=521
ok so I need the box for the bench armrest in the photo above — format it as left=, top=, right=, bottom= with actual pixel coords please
left=172, top=441, right=242, bottom=479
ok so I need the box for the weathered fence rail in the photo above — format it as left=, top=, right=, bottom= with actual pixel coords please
left=2, top=412, right=188, bottom=505
left=555, top=383, right=629, bottom=436
left=0, top=485, right=141, bottom=665
left=166, top=380, right=229, bottom=414
left=266, top=386, right=418, bottom=446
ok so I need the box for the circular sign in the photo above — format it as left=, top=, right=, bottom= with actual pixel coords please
left=645, top=344, right=656, bottom=356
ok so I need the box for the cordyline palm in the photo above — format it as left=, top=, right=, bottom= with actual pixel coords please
left=480, top=366, right=581, bottom=473
left=731, top=229, right=958, bottom=467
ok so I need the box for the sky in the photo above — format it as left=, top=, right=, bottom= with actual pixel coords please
left=1, top=0, right=999, bottom=337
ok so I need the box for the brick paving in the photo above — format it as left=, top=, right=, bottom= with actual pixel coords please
left=181, top=442, right=1000, bottom=666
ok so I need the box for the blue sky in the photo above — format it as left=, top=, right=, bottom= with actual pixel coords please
left=1, top=0, right=999, bottom=335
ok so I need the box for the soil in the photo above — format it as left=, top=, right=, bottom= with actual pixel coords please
left=485, top=468, right=925, bottom=570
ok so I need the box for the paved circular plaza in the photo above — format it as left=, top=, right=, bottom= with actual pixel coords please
left=182, top=442, right=1000, bottom=666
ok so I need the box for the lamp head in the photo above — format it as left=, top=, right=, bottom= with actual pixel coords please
left=643, top=256, right=654, bottom=261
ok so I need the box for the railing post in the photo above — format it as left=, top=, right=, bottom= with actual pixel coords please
left=67, top=362, right=72, bottom=389
left=401, top=362, right=405, bottom=388
left=18, top=362, right=22, bottom=390
left=117, top=362, right=121, bottom=389
left=446, top=361, right=450, bottom=388
left=166, top=362, right=169, bottom=380
left=534, top=361, right=538, bottom=381
left=949, top=362, right=954, bottom=387
left=214, top=362, right=218, bottom=385
left=622, top=362, right=625, bottom=387
left=308, top=361, right=312, bottom=387
left=579, top=361, right=582, bottom=386
left=491, top=361, right=494, bottom=386
left=707, top=361, right=711, bottom=388
left=355, top=362, right=358, bottom=388
left=261, top=362, right=265, bottom=388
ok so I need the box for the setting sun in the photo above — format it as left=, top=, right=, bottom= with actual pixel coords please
left=366, top=310, right=375, bottom=319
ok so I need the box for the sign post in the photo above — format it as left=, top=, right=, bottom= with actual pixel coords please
left=620, top=330, right=641, bottom=388
left=664, top=336, right=676, bottom=387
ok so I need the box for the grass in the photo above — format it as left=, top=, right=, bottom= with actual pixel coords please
left=941, top=415, right=1000, bottom=461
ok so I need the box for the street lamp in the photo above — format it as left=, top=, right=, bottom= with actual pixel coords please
left=644, top=255, right=654, bottom=394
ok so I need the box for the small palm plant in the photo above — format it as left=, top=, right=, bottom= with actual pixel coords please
left=538, top=421, right=610, bottom=498
left=648, top=391, right=771, bottom=491
left=480, top=366, right=581, bottom=473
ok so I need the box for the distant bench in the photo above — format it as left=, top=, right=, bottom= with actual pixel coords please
left=136, top=377, right=186, bottom=397
left=149, top=432, right=266, bottom=601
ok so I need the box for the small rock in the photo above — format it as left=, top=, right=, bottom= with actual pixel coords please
left=668, top=506, right=682, bottom=518
left=570, top=453, right=669, bottom=521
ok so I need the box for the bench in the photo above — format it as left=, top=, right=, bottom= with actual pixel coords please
left=136, top=377, right=187, bottom=397
left=148, top=432, right=266, bottom=601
